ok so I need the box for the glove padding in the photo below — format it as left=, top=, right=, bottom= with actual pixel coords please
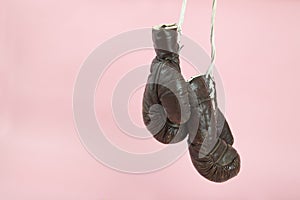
left=187, top=75, right=240, bottom=182
left=142, top=24, right=190, bottom=144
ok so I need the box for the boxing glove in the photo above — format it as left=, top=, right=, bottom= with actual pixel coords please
left=187, top=75, right=240, bottom=182
left=142, top=24, right=190, bottom=144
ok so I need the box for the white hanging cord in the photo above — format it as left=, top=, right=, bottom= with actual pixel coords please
left=206, top=0, right=218, bottom=112
left=178, top=0, right=187, bottom=34
left=206, top=0, right=217, bottom=78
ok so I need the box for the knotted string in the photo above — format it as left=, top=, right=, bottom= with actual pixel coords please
left=178, top=0, right=218, bottom=107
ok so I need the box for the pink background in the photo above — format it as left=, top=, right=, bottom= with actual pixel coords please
left=1, top=0, right=300, bottom=199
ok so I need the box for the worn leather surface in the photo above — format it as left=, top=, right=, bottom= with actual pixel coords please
left=217, top=108, right=234, bottom=145
left=187, top=75, right=240, bottom=182
left=142, top=24, right=190, bottom=144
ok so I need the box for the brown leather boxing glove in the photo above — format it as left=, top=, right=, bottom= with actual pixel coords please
left=187, top=75, right=240, bottom=182
left=142, top=24, right=190, bottom=144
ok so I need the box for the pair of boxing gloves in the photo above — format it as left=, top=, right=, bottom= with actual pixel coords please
left=142, top=24, right=240, bottom=183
